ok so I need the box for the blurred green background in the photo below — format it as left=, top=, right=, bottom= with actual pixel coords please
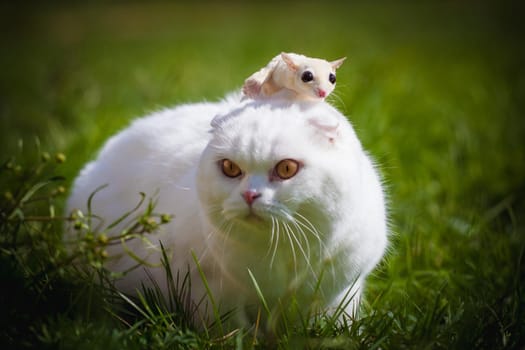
left=1, top=2, right=524, bottom=185
left=1, top=1, right=524, bottom=348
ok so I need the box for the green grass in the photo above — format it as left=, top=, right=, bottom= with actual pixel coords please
left=1, top=1, right=524, bottom=349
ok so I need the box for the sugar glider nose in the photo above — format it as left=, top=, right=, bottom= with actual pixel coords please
left=318, top=89, right=326, bottom=98
left=242, top=189, right=261, bottom=205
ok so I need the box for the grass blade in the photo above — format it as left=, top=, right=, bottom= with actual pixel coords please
left=247, top=268, right=270, bottom=317
left=191, top=250, right=223, bottom=335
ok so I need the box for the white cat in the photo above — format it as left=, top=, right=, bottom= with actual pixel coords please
left=66, top=94, right=387, bottom=328
left=243, top=52, right=346, bottom=101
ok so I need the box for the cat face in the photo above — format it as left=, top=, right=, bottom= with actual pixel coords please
left=196, top=102, right=350, bottom=249
left=216, top=157, right=303, bottom=222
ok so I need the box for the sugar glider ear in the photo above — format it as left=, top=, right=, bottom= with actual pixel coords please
left=281, top=52, right=299, bottom=71
left=308, top=116, right=340, bottom=144
left=330, top=57, right=346, bottom=70
left=243, top=54, right=282, bottom=98
left=242, top=78, right=262, bottom=98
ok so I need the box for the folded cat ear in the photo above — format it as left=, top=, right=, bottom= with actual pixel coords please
left=211, top=113, right=229, bottom=130
left=308, top=117, right=340, bottom=144
left=330, top=57, right=346, bottom=70
left=210, top=105, right=246, bottom=130
left=281, top=52, right=299, bottom=71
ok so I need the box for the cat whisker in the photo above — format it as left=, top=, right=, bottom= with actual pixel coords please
left=199, top=204, right=226, bottom=254
left=293, top=212, right=329, bottom=279
left=199, top=221, right=226, bottom=280
left=289, top=218, right=312, bottom=261
left=270, top=216, right=281, bottom=269
left=293, top=212, right=325, bottom=253
left=201, top=203, right=224, bottom=219
left=269, top=206, right=317, bottom=273
left=289, top=218, right=322, bottom=281
left=282, top=221, right=298, bottom=275
left=208, top=219, right=236, bottom=285
left=266, top=216, right=277, bottom=258
left=210, top=219, right=247, bottom=292
left=201, top=203, right=233, bottom=249
left=221, top=221, right=235, bottom=268
left=288, top=221, right=315, bottom=276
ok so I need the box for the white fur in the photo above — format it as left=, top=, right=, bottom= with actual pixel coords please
left=66, top=94, right=387, bottom=326
left=243, top=52, right=346, bottom=101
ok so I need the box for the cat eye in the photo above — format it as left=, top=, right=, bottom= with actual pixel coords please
left=220, top=159, right=242, bottom=178
left=329, top=73, right=336, bottom=84
left=301, top=71, right=314, bottom=83
left=274, top=159, right=300, bottom=180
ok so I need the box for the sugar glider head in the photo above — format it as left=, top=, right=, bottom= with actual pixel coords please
left=280, top=52, right=346, bottom=100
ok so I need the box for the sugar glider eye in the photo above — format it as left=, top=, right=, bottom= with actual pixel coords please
left=274, top=159, right=301, bottom=180
left=329, top=73, right=336, bottom=84
left=301, top=71, right=314, bottom=83
left=220, top=159, right=242, bottom=178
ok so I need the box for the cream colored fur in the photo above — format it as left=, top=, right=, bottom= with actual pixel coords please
left=243, top=52, right=346, bottom=101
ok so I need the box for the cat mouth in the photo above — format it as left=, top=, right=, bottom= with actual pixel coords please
left=222, top=205, right=272, bottom=224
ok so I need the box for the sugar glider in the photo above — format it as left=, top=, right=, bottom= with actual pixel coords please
left=242, top=52, right=346, bottom=101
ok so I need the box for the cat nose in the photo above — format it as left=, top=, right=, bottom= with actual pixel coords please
left=242, top=190, right=261, bottom=205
